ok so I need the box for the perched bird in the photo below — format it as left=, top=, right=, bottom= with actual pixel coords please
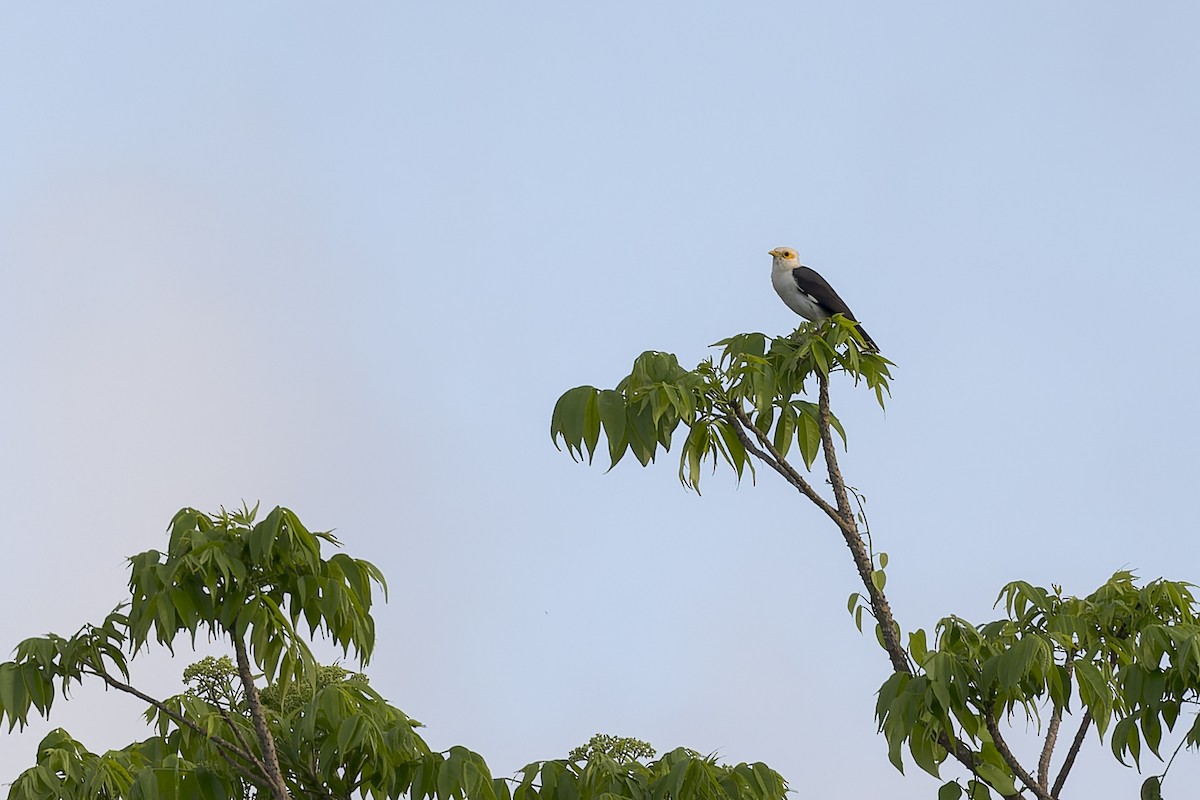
left=768, top=247, right=878, bottom=351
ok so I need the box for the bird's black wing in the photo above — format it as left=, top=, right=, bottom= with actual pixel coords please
left=793, top=266, right=879, bottom=350
left=791, top=266, right=858, bottom=320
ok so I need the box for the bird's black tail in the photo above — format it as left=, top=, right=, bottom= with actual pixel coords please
left=855, top=324, right=879, bottom=352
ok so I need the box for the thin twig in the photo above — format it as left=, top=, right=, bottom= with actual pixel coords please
left=847, top=485, right=875, bottom=557
left=1050, top=710, right=1092, bottom=797
left=1155, top=728, right=1191, bottom=795
left=985, top=709, right=1053, bottom=800
left=218, top=705, right=261, bottom=773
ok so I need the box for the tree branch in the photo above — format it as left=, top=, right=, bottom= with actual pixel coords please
left=233, top=635, right=292, bottom=800
left=1037, top=703, right=1063, bottom=791
left=1038, top=660, right=1072, bottom=788
left=732, top=349, right=1030, bottom=795
left=1050, top=710, right=1092, bottom=798
left=85, top=667, right=269, bottom=787
left=984, top=709, right=1053, bottom=800
left=816, top=372, right=853, bottom=524
left=813, top=372, right=907, bottom=675
left=726, top=405, right=849, bottom=533
left=218, top=705, right=261, bottom=774
left=761, top=366, right=1006, bottom=789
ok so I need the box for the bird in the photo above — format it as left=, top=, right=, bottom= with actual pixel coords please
left=768, top=247, right=878, bottom=351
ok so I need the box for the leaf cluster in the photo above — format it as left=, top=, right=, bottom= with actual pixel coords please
left=0, top=607, right=131, bottom=732
left=550, top=320, right=891, bottom=491
left=509, top=748, right=786, bottom=800
left=9, top=664, right=447, bottom=800
left=3, top=505, right=794, bottom=800
left=7, top=727, right=230, bottom=800
left=126, top=503, right=387, bottom=688
left=875, top=572, right=1200, bottom=798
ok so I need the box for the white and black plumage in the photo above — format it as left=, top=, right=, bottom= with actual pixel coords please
left=769, top=247, right=878, bottom=351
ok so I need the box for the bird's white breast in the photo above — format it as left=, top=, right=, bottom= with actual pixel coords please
left=771, top=268, right=827, bottom=322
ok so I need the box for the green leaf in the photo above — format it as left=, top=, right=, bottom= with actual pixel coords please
left=811, top=340, right=829, bottom=375
left=795, top=407, right=820, bottom=469
left=1111, top=715, right=1141, bottom=768
left=21, top=664, right=53, bottom=717
left=938, top=780, right=963, bottom=800
left=582, top=390, right=601, bottom=463
left=750, top=367, right=776, bottom=414
left=772, top=404, right=796, bottom=460
left=908, top=729, right=943, bottom=778
left=875, top=672, right=907, bottom=724
left=713, top=420, right=748, bottom=480
left=871, top=570, right=886, bottom=592
left=1141, top=775, right=1162, bottom=800
left=1075, top=660, right=1113, bottom=735
left=966, top=779, right=992, bottom=799
left=626, top=404, right=659, bottom=466
left=1141, top=710, right=1163, bottom=759
left=551, top=386, right=598, bottom=460
left=0, top=661, right=31, bottom=730
left=754, top=407, right=774, bottom=438
left=679, top=425, right=707, bottom=492
left=908, top=629, right=928, bottom=666
left=972, top=762, right=1015, bottom=797
left=597, top=390, right=628, bottom=467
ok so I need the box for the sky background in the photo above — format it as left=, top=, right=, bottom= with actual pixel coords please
left=1, top=3, right=1198, bottom=798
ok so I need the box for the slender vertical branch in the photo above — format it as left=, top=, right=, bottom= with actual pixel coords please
left=1037, top=704, right=1063, bottom=790
left=1050, top=710, right=1092, bottom=798
left=816, top=373, right=853, bottom=524
left=985, top=709, right=1053, bottom=800
left=233, top=634, right=292, bottom=800
left=814, top=372, right=907, bottom=675
left=1038, top=659, right=1073, bottom=788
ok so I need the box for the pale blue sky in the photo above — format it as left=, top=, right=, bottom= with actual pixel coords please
left=2, top=4, right=1199, bottom=798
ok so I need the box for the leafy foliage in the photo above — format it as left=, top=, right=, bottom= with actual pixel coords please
left=550, top=320, right=891, bottom=491
left=1, top=505, right=791, bottom=800
left=5, top=728, right=174, bottom=800
left=513, top=746, right=787, bottom=800
left=0, top=504, right=386, bottom=732
left=7, top=658, right=480, bottom=800
left=126, top=503, right=386, bottom=686
left=876, top=572, right=1200, bottom=797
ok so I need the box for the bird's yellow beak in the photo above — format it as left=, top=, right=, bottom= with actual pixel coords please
left=768, top=248, right=783, bottom=258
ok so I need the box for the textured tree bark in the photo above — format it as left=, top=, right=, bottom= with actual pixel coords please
left=233, top=634, right=292, bottom=800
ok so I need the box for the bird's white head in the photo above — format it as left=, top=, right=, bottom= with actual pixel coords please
left=768, top=247, right=800, bottom=271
